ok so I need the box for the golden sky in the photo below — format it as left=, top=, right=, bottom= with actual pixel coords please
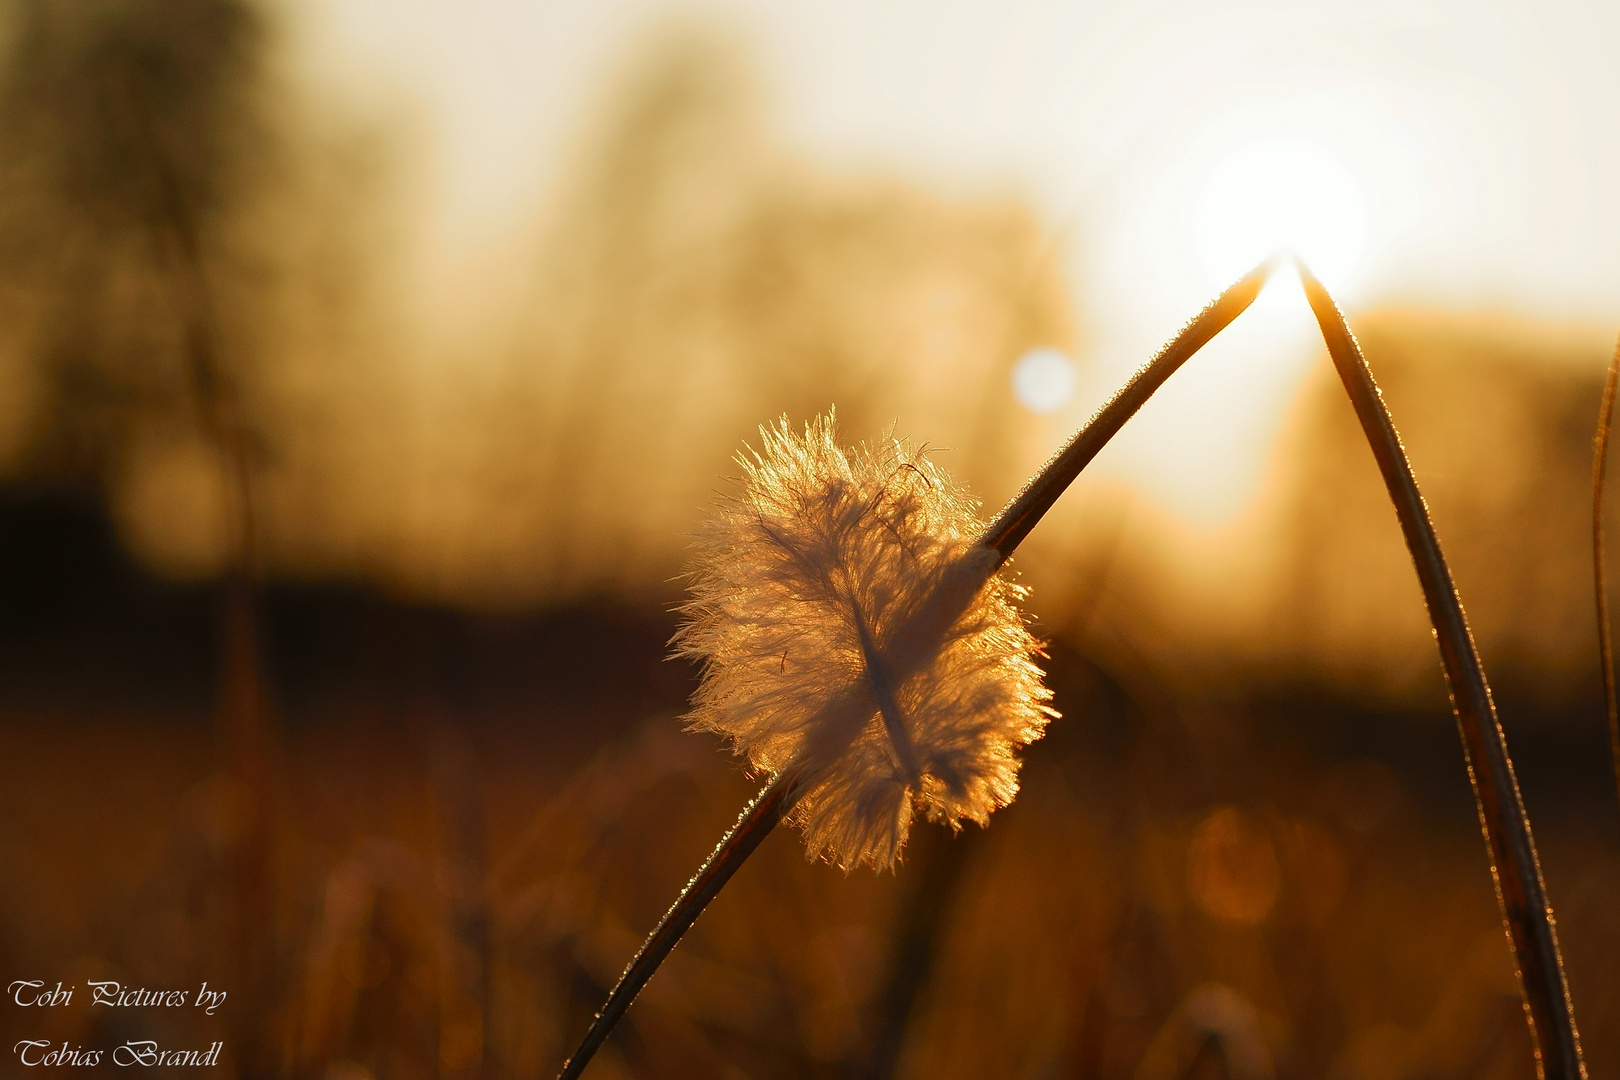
left=286, top=0, right=1620, bottom=523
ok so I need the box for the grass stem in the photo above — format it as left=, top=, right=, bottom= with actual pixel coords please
left=554, top=260, right=1276, bottom=1077
left=555, top=775, right=795, bottom=1080
left=979, top=255, right=1277, bottom=559
left=1297, top=259, right=1585, bottom=1080
left=1593, top=336, right=1620, bottom=822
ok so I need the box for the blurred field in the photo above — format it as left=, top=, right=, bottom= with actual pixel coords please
left=1, top=496, right=1618, bottom=1080
left=0, top=2, right=1618, bottom=1079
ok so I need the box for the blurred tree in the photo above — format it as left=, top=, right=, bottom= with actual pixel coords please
left=0, top=3, right=283, bottom=1075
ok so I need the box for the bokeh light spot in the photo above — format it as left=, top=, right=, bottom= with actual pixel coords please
left=1011, top=347, right=1077, bottom=414
left=1186, top=806, right=1280, bottom=925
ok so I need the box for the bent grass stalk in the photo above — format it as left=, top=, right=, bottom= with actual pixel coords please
left=554, top=255, right=1585, bottom=1080
left=1296, top=260, right=1583, bottom=1080
left=1593, top=336, right=1620, bottom=820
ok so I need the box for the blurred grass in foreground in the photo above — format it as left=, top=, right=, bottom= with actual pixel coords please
left=0, top=516, right=1615, bottom=1078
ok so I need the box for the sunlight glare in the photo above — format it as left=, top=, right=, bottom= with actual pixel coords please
left=1193, top=139, right=1370, bottom=308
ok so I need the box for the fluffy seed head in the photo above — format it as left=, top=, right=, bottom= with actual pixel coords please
left=674, top=413, right=1057, bottom=871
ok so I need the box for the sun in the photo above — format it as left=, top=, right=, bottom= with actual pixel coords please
left=1193, top=138, right=1370, bottom=305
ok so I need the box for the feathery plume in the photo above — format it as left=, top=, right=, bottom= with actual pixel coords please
left=674, top=412, right=1056, bottom=870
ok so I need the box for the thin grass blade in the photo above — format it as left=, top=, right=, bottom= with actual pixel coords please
left=555, top=776, right=794, bottom=1079
left=979, top=254, right=1279, bottom=559
left=1297, top=259, right=1585, bottom=1080
left=1593, top=336, right=1620, bottom=820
